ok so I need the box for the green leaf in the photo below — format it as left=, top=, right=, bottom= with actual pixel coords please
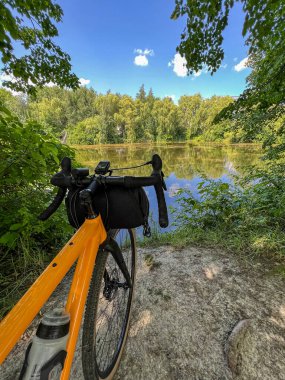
left=10, top=223, right=25, bottom=231
left=219, top=183, right=230, bottom=191
left=0, top=231, right=18, bottom=246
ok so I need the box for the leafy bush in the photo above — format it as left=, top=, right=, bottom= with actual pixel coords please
left=173, top=163, right=285, bottom=257
left=0, top=105, right=74, bottom=315
left=0, top=105, right=74, bottom=246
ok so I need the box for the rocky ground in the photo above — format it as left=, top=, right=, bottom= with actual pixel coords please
left=1, top=245, right=285, bottom=380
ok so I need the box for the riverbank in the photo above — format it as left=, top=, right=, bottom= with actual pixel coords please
left=71, top=141, right=262, bottom=149
left=141, top=223, right=285, bottom=261
left=1, top=245, right=285, bottom=380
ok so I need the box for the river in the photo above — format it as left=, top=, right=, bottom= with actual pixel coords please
left=74, top=143, right=262, bottom=232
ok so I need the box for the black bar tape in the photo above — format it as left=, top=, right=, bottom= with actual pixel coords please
left=102, top=176, right=125, bottom=186
left=88, top=178, right=99, bottom=194
left=150, top=154, right=169, bottom=228
left=102, top=176, right=159, bottom=188
left=123, top=176, right=159, bottom=188
left=153, top=177, right=169, bottom=228
left=38, top=188, right=67, bottom=221
left=51, top=173, right=72, bottom=188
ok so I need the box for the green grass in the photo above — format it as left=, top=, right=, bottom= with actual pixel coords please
left=140, top=222, right=285, bottom=261
left=0, top=235, right=70, bottom=318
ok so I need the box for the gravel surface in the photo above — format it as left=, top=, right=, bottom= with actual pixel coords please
left=1, top=245, right=285, bottom=380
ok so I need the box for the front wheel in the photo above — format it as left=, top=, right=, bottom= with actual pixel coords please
left=82, top=229, right=136, bottom=380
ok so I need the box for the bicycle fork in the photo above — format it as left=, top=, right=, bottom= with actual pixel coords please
left=103, top=237, right=133, bottom=288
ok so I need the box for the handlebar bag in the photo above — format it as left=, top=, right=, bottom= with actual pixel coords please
left=65, top=185, right=149, bottom=230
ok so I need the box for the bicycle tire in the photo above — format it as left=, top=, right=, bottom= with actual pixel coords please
left=82, top=229, right=136, bottom=380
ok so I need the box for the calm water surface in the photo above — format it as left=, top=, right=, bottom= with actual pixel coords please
left=75, top=143, right=262, bottom=232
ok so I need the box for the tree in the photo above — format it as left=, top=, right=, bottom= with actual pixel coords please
left=65, top=87, right=98, bottom=125
left=28, top=87, right=69, bottom=136
left=171, top=0, right=285, bottom=74
left=178, top=94, right=203, bottom=139
left=200, top=96, right=234, bottom=141
left=217, top=51, right=285, bottom=150
left=153, top=98, right=184, bottom=141
left=136, top=84, right=146, bottom=102
left=28, top=86, right=98, bottom=138
left=178, top=95, right=233, bottom=140
left=94, top=93, right=120, bottom=143
left=147, top=88, right=155, bottom=104
left=0, top=0, right=79, bottom=93
left=67, top=116, right=104, bottom=145
left=172, top=0, right=285, bottom=155
left=0, top=88, right=27, bottom=120
left=114, top=96, right=137, bottom=143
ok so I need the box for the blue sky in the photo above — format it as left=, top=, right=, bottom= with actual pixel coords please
left=4, top=0, right=251, bottom=100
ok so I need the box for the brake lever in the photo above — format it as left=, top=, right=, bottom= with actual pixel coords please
left=151, top=154, right=167, bottom=190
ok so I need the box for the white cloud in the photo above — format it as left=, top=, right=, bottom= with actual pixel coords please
left=1, top=73, right=91, bottom=91
left=134, top=54, right=149, bottom=66
left=1, top=72, right=55, bottom=88
left=144, top=48, right=154, bottom=56
left=234, top=57, right=249, bottom=72
left=0, top=72, right=13, bottom=83
left=233, top=57, right=238, bottom=62
left=168, top=53, right=188, bottom=77
left=133, top=48, right=154, bottom=67
left=0, top=72, right=52, bottom=95
left=221, top=63, right=228, bottom=69
left=191, top=65, right=209, bottom=80
left=45, top=82, right=56, bottom=87
left=168, top=54, right=209, bottom=79
left=79, top=77, right=90, bottom=86
left=0, top=72, right=22, bottom=95
left=0, top=72, right=90, bottom=95
left=134, top=48, right=154, bottom=56
left=193, top=70, right=202, bottom=77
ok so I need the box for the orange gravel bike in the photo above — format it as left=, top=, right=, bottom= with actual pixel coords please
left=0, top=154, right=168, bottom=380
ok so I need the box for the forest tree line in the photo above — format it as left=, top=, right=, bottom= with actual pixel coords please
left=0, top=85, right=250, bottom=144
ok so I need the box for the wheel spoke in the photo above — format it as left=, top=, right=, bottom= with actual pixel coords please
left=85, top=229, right=135, bottom=378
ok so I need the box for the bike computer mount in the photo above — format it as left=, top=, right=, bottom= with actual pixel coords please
left=95, top=161, right=111, bottom=175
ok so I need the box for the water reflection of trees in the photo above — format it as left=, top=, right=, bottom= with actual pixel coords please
left=75, top=143, right=262, bottom=180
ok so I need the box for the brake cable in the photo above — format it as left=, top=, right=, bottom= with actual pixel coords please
left=108, top=160, right=152, bottom=175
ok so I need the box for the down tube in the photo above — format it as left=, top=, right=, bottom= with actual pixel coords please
left=61, top=218, right=107, bottom=380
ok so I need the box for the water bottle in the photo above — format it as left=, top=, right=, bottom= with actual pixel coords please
left=19, top=308, right=70, bottom=380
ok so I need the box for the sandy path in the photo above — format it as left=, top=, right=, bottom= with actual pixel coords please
left=1, top=246, right=285, bottom=380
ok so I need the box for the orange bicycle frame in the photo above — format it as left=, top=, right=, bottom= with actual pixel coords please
left=0, top=215, right=107, bottom=380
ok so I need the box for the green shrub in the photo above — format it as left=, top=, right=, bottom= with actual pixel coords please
left=173, top=163, right=285, bottom=257
left=0, top=104, right=74, bottom=316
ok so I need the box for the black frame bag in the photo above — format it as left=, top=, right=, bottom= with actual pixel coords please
left=65, top=185, right=149, bottom=231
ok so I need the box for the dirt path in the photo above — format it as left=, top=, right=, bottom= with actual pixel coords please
left=1, top=245, right=285, bottom=380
